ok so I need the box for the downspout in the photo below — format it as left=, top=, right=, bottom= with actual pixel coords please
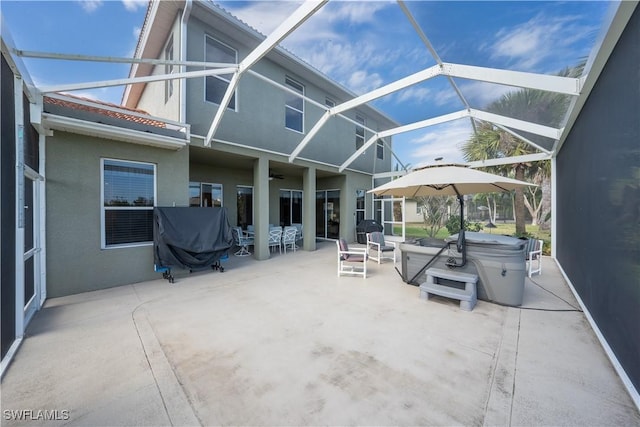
left=180, top=0, right=192, bottom=123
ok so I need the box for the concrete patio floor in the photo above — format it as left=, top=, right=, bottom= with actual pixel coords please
left=2, top=242, right=639, bottom=426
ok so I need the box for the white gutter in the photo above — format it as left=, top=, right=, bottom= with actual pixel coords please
left=42, top=114, right=188, bottom=150
left=180, top=0, right=192, bottom=123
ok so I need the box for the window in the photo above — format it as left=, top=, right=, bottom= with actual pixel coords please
left=189, top=182, right=222, bottom=207
left=356, top=189, right=366, bottom=225
left=205, top=36, right=237, bottom=109
left=285, top=76, right=304, bottom=132
left=355, top=114, right=365, bottom=149
left=237, top=186, right=253, bottom=229
left=164, top=36, right=173, bottom=103
left=325, top=97, right=335, bottom=108
left=102, top=159, right=155, bottom=248
left=377, top=138, right=384, bottom=160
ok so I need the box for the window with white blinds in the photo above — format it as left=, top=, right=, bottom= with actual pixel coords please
left=102, top=159, right=156, bottom=248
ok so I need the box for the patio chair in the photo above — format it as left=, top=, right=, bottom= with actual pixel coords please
left=268, top=227, right=283, bottom=254
left=291, top=223, right=303, bottom=247
left=282, top=226, right=297, bottom=254
left=526, top=238, right=543, bottom=277
left=366, top=231, right=397, bottom=264
left=336, top=238, right=367, bottom=278
left=233, top=226, right=254, bottom=257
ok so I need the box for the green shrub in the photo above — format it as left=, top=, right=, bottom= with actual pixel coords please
left=445, top=215, right=484, bottom=234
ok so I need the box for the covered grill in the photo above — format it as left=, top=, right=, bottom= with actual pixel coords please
left=153, top=207, right=234, bottom=282
left=356, top=219, right=383, bottom=244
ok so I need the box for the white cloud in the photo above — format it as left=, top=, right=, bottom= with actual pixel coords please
left=432, top=88, right=459, bottom=107
left=218, top=0, right=400, bottom=95
left=318, top=1, right=391, bottom=25
left=76, top=0, right=103, bottom=13
left=121, top=0, right=147, bottom=12
left=489, top=13, right=597, bottom=72
left=456, top=81, right=514, bottom=108
left=347, top=70, right=384, bottom=95
left=395, top=86, right=431, bottom=104
left=403, top=120, right=474, bottom=167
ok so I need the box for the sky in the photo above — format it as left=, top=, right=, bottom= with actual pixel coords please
left=1, top=0, right=613, bottom=167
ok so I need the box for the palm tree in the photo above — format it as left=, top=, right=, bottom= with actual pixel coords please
left=463, top=61, right=586, bottom=235
left=462, top=121, right=531, bottom=234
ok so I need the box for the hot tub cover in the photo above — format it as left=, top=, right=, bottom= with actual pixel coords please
left=154, top=207, right=234, bottom=270
left=446, top=231, right=524, bottom=248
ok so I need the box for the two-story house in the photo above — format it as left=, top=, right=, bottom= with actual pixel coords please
left=35, top=0, right=398, bottom=299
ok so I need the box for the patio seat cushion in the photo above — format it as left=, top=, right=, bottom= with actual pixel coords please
left=338, top=238, right=350, bottom=260
left=368, top=232, right=394, bottom=252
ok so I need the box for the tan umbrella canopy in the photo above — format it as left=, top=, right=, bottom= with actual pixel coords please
left=369, top=164, right=535, bottom=268
left=369, top=164, right=535, bottom=199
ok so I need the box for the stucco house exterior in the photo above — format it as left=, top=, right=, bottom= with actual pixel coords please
left=2, top=0, right=638, bottom=405
left=1, top=1, right=397, bottom=367
left=7, top=1, right=399, bottom=301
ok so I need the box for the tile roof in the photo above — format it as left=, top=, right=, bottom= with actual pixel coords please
left=44, top=93, right=167, bottom=129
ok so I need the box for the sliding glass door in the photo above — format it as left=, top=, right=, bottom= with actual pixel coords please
left=237, top=186, right=253, bottom=229
left=316, top=190, right=340, bottom=239
left=280, top=189, right=302, bottom=227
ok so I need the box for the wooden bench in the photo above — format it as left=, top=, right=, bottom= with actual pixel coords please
left=420, top=268, right=479, bottom=311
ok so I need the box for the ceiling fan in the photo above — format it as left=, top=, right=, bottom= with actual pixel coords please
left=269, top=169, right=284, bottom=180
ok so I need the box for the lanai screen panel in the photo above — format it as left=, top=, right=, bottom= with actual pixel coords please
left=1, top=54, right=17, bottom=359
left=556, top=6, right=640, bottom=393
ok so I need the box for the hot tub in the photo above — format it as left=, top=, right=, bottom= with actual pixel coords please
left=400, top=232, right=526, bottom=306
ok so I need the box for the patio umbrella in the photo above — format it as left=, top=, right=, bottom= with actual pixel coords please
left=369, top=164, right=535, bottom=267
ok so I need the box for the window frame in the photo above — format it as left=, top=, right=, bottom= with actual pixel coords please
left=279, top=189, right=303, bottom=226
left=377, top=138, right=384, bottom=160
left=189, top=181, right=223, bottom=207
left=101, top=158, right=157, bottom=249
left=285, top=76, right=305, bottom=133
left=355, top=114, right=365, bottom=150
left=204, top=34, right=238, bottom=111
left=325, top=97, right=336, bottom=108
left=237, top=185, right=254, bottom=229
left=356, top=189, right=366, bottom=226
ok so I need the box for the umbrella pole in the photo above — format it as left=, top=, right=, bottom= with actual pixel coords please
left=447, top=192, right=467, bottom=268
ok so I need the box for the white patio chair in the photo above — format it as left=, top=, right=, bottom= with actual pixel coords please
left=268, top=227, right=282, bottom=254
left=282, top=226, right=297, bottom=254
left=526, top=238, right=543, bottom=277
left=366, top=231, right=397, bottom=264
left=291, top=223, right=303, bottom=248
left=336, top=238, right=367, bottom=278
left=233, top=226, right=254, bottom=257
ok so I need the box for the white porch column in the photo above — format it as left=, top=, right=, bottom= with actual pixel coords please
left=302, top=166, right=316, bottom=251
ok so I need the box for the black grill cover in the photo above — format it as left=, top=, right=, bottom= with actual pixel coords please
left=154, top=207, right=233, bottom=271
